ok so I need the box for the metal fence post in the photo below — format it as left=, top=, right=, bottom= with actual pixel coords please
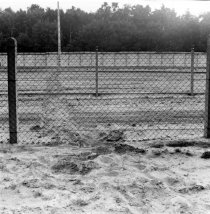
left=23, top=54, right=25, bottom=67
left=114, top=53, right=116, bottom=67
left=101, top=53, right=104, bottom=67
left=79, top=54, right=82, bottom=66
left=68, top=53, right=70, bottom=67
left=184, top=53, right=186, bottom=67
left=45, top=53, right=48, bottom=66
left=204, top=35, right=210, bottom=138
left=149, top=53, right=151, bottom=65
left=190, top=47, right=195, bottom=96
left=125, top=53, right=128, bottom=67
left=7, top=37, right=18, bottom=144
left=173, top=54, right=175, bottom=67
left=95, top=46, right=99, bottom=97
left=137, top=52, right=140, bottom=67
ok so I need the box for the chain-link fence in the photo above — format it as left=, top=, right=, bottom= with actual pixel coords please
left=0, top=52, right=8, bottom=143
left=0, top=40, right=208, bottom=145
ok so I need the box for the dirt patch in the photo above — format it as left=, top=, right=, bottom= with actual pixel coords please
left=165, top=177, right=181, bottom=186
left=52, top=159, right=100, bottom=175
left=30, top=125, right=43, bottom=132
left=73, top=199, right=89, bottom=207
left=22, top=179, right=40, bottom=188
left=185, top=150, right=194, bottom=156
left=150, top=140, right=210, bottom=150
left=92, top=146, right=113, bottom=155
left=151, top=150, right=163, bottom=156
left=102, top=130, right=125, bottom=142
left=166, top=141, right=195, bottom=147
left=174, top=148, right=181, bottom=153
left=2, top=138, right=210, bottom=214
left=114, top=143, right=146, bottom=154
left=179, top=185, right=205, bottom=194
left=66, top=152, right=99, bottom=161
left=150, top=143, right=165, bottom=148
left=165, top=140, right=210, bottom=149
left=201, top=151, right=210, bottom=159
left=195, top=141, right=210, bottom=148
left=173, top=149, right=194, bottom=156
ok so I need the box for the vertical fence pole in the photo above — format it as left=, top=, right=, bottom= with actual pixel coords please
left=184, top=53, right=186, bottom=67
left=95, top=46, right=99, bottom=97
left=68, top=53, right=70, bottom=67
left=34, top=54, right=37, bottom=67
left=45, top=53, right=48, bottom=66
left=149, top=53, right=151, bottom=66
left=7, top=37, right=18, bottom=144
left=79, top=54, right=82, bottom=66
left=101, top=53, right=104, bottom=67
left=173, top=54, right=175, bottom=67
left=191, top=47, right=195, bottom=96
left=57, top=1, right=61, bottom=70
left=23, top=54, right=25, bottom=67
left=204, top=35, right=210, bottom=138
left=137, top=52, right=140, bottom=67
left=125, top=53, right=128, bottom=67
left=114, top=53, right=116, bottom=67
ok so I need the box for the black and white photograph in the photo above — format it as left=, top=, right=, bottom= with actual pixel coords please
left=1, top=0, right=210, bottom=213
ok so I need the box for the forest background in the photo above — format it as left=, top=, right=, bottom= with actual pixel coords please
left=0, top=2, right=209, bottom=52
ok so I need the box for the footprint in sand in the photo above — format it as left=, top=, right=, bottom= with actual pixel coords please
left=134, top=164, right=146, bottom=170
left=170, top=196, right=192, bottom=213
left=99, top=155, right=114, bottom=164
left=106, top=170, right=119, bottom=177
left=165, top=176, right=181, bottom=187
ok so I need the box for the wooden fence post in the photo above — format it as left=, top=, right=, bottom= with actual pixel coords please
left=204, top=35, right=210, bottom=138
left=95, top=46, right=99, bottom=97
left=191, top=47, right=195, bottom=96
left=7, top=37, right=18, bottom=144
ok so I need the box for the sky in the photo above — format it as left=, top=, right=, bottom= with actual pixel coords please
left=1, top=0, right=210, bottom=16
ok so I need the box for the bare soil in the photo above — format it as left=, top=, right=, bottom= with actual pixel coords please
left=1, top=135, right=210, bottom=214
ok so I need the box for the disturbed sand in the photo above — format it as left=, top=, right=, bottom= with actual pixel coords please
left=1, top=130, right=210, bottom=214
left=0, top=91, right=207, bottom=213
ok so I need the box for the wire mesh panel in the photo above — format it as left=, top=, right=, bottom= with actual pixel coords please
left=3, top=51, right=206, bottom=145
left=0, top=53, right=9, bottom=143
left=194, top=52, right=206, bottom=93
left=97, top=52, right=205, bottom=140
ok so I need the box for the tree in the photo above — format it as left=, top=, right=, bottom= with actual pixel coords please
left=199, top=12, right=210, bottom=51
left=32, top=21, right=57, bottom=52
left=0, top=3, right=208, bottom=52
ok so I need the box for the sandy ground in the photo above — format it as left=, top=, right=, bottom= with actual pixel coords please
left=0, top=70, right=206, bottom=94
left=0, top=91, right=208, bottom=213
left=1, top=130, right=210, bottom=214
left=0, top=93, right=205, bottom=142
